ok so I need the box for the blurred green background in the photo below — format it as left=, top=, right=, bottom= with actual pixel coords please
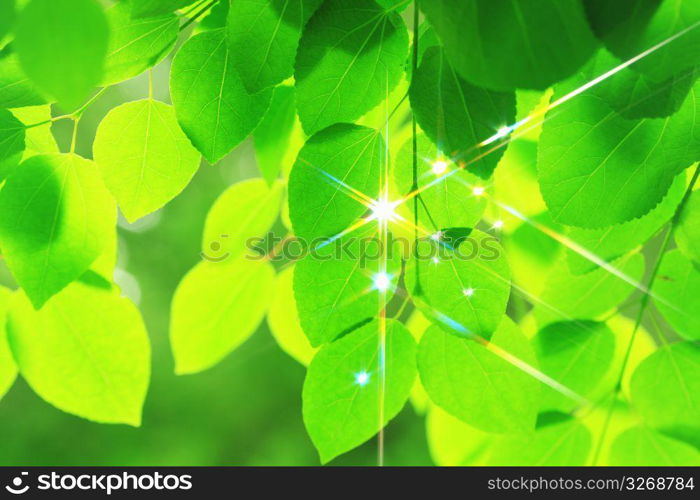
left=0, top=56, right=433, bottom=466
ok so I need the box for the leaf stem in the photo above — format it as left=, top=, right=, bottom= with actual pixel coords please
left=590, top=164, right=700, bottom=465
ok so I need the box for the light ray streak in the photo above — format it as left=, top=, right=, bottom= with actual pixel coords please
left=399, top=21, right=700, bottom=203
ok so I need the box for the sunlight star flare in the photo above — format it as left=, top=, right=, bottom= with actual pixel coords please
left=354, top=371, right=370, bottom=387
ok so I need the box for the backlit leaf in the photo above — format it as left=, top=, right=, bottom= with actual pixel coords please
left=170, top=29, right=272, bottom=163
left=102, top=3, right=179, bottom=86
left=409, top=46, right=516, bottom=178
left=0, top=108, right=25, bottom=182
left=0, top=286, right=16, bottom=400
left=254, top=85, right=297, bottom=185
left=653, top=249, right=700, bottom=340
left=7, top=281, right=150, bottom=425
left=170, top=258, right=275, bottom=374
left=675, top=189, right=700, bottom=264
left=93, top=99, right=201, bottom=222
left=420, top=0, right=598, bottom=91
left=302, top=318, right=416, bottom=463
left=227, top=0, right=323, bottom=93
left=0, top=48, right=46, bottom=108
left=609, top=426, right=700, bottom=466
left=418, top=318, right=540, bottom=433
left=288, top=123, right=383, bottom=242
left=202, top=178, right=284, bottom=262
left=534, top=321, right=615, bottom=412
left=0, top=153, right=117, bottom=309
left=294, top=0, right=408, bottom=134
left=14, top=0, right=109, bottom=110
left=405, top=229, right=511, bottom=340
left=630, top=341, right=700, bottom=448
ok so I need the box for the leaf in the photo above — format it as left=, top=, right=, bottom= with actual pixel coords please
left=533, top=253, right=645, bottom=327
left=405, top=229, right=511, bottom=340
left=294, top=0, right=408, bottom=135
left=130, top=0, right=195, bottom=18
left=102, top=2, right=179, bottom=86
left=202, top=178, right=284, bottom=262
left=93, top=99, right=201, bottom=222
left=227, top=0, right=323, bottom=93
left=426, top=406, right=493, bottom=466
left=0, top=108, right=25, bottom=182
left=10, top=105, right=58, bottom=159
left=0, top=48, right=46, bottom=108
left=418, top=317, right=540, bottom=433
left=608, top=426, right=700, bottom=466
left=630, top=341, right=700, bottom=448
left=267, top=266, right=316, bottom=366
left=597, top=63, right=698, bottom=120
left=0, top=286, right=17, bottom=401
left=254, top=85, right=297, bottom=185
left=420, top=0, right=598, bottom=91
left=539, top=64, right=700, bottom=228
left=14, top=0, right=109, bottom=110
left=533, top=321, right=615, bottom=412
left=0, top=0, right=15, bottom=44
left=584, top=0, right=700, bottom=82
left=6, top=281, right=150, bottom=425
left=0, top=153, right=117, bottom=309
left=486, top=418, right=591, bottom=465
left=170, top=28, right=272, bottom=164
left=170, top=258, right=275, bottom=374
left=676, top=189, right=700, bottom=264
left=393, top=134, right=488, bottom=230
left=302, top=318, right=416, bottom=463
left=566, top=174, right=685, bottom=274
left=293, top=226, right=401, bottom=346
left=288, top=123, right=383, bottom=242
left=653, top=249, right=700, bottom=341
left=409, top=46, right=516, bottom=178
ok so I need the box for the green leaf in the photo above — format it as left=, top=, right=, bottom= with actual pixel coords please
left=170, top=28, right=272, bottom=164
left=102, top=3, right=179, bottom=86
left=0, top=48, right=46, bottom=108
left=0, top=286, right=17, bottom=401
left=288, top=123, right=383, bottom=242
left=93, top=99, right=201, bottom=222
left=405, top=229, right=511, bottom=340
left=170, top=258, right=275, bottom=374
left=566, top=174, right=685, bottom=274
left=597, top=63, right=698, bottom=120
left=418, top=318, right=540, bottom=433
left=409, top=46, right=516, bottom=178
left=426, top=406, right=493, bottom=466
left=14, top=0, right=109, bottom=110
left=6, top=281, right=150, bottom=425
left=0, top=108, right=25, bottom=182
left=534, top=321, right=615, bottom=412
left=0, top=0, right=15, bottom=44
left=294, top=0, right=408, bottom=135
left=227, top=0, right=323, bottom=93
left=293, top=227, right=401, bottom=346
left=10, top=105, right=58, bottom=159
left=584, top=0, right=700, bottom=82
left=267, top=266, right=316, bottom=366
left=420, top=0, right=598, bottom=91
left=676, top=189, right=700, bottom=264
left=630, top=341, right=700, bottom=448
left=302, top=318, right=416, bottom=463
left=0, top=153, right=117, bottom=309
left=653, top=249, right=700, bottom=341
left=202, top=178, right=284, bottom=262
left=486, top=418, right=591, bottom=465
left=254, top=85, right=297, bottom=185
left=533, top=253, right=645, bottom=327
left=539, top=64, right=700, bottom=228
left=130, top=0, right=195, bottom=18
left=608, top=426, right=700, bottom=466
left=393, top=134, right=488, bottom=230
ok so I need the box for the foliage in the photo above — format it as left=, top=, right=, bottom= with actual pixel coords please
left=0, top=0, right=698, bottom=466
